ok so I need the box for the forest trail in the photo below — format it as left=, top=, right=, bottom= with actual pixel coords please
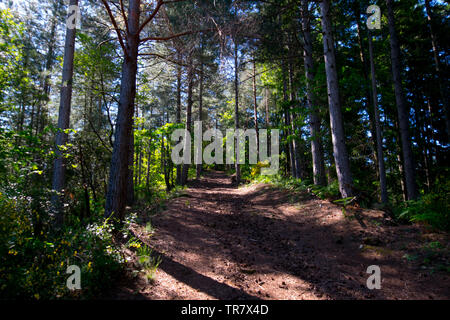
left=114, top=172, right=450, bottom=300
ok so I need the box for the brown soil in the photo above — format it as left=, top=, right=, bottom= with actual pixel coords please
left=113, top=171, right=450, bottom=300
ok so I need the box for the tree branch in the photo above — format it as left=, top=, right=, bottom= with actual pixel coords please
left=140, top=29, right=211, bottom=43
left=100, top=0, right=128, bottom=55
left=138, top=0, right=165, bottom=34
left=119, top=0, right=129, bottom=33
left=139, top=52, right=190, bottom=68
left=138, top=0, right=188, bottom=34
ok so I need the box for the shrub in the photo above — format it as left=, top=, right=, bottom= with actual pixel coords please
left=309, top=180, right=340, bottom=200
left=0, top=193, right=124, bottom=300
left=250, top=162, right=271, bottom=178
left=396, top=192, right=450, bottom=231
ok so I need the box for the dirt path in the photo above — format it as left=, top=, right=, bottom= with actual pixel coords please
left=114, top=171, right=450, bottom=300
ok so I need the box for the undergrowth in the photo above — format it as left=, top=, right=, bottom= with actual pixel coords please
left=0, top=193, right=124, bottom=299
left=249, top=164, right=450, bottom=232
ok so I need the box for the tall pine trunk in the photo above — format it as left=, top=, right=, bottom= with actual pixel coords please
left=176, top=52, right=182, bottom=184
left=282, top=65, right=295, bottom=178
left=234, top=38, right=241, bottom=184
left=265, top=88, right=270, bottom=128
left=353, top=2, right=379, bottom=174
left=51, top=0, right=79, bottom=226
left=368, top=31, right=388, bottom=204
left=425, top=0, right=449, bottom=142
left=181, top=55, right=194, bottom=185
left=35, top=1, right=61, bottom=136
left=288, top=59, right=301, bottom=179
left=105, top=0, right=140, bottom=219
left=386, top=0, right=417, bottom=200
left=301, top=0, right=326, bottom=186
left=196, top=44, right=204, bottom=179
left=253, top=60, right=260, bottom=155
left=320, top=0, right=353, bottom=198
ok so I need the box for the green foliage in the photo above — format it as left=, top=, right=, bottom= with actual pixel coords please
left=309, top=181, right=341, bottom=200
left=250, top=173, right=308, bottom=194
left=145, top=222, right=155, bottom=235
left=392, top=178, right=450, bottom=231
left=0, top=193, right=124, bottom=299
left=333, top=197, right=357, bottom=217
left=250, top=161, right=270, bottom=178
left=133, top=122, right=183, bottom=198
left=396, top=192, right=450, bottom=231
left=0, top=9, right=24, bottom=111
left=403, top=240, right=449, bottom=274
left=402, top=253, right=418, bottom=262
left=135, top=244, right=161, bottom=283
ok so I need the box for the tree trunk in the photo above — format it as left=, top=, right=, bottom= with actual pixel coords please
left=196, top=45, right=204, bottom=179
left=181, top=55, right=194, bottom=185
left=301, top=0, right=326, bottom=186
left=386, top=0, right=417, bottom=200
left=282, top=65, right=295, bottom=178
left=137, top=107, right=143, bottom=187
left=35, top=1, right=60, bottom=136
left=234, top=38, right=241, bottom=184
left=265, top=87, right=270, bottom=128
left=146, top=137, right=153, bottom=192
left=368, top=31, right=388, bottom=204
left=51, top=0, right=79, bottom=226
left=105, top=0, right=140, bottom=219
left=413, top=93, right=431, bottom=192
left=425, top=0, right=449, bottom=142
left=176, top=52, right=182, bottom=184
left=162, top=134, right=171, bottom=191
left=320, top=0, right=353, bottom=198
left=353, top=2, right=379, bottom=174
left=126, top=128, right=135, bottom=206
left=135, top=104, right=141, bottom=187
left=253, top=60, right=260, bottom=155
left=288, top=59, right=301, bottom=179
left=397, top=153, right=407, bottom=202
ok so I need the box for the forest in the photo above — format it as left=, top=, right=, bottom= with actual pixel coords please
left=0, top=0, right=449, bottom=301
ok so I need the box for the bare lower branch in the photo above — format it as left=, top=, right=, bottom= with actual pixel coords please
left=140, top=29, right=211, bottom=43
left=119, top=0, right=129, bottom=33
left=138, top=0, right=164, bottom=34
left=100, top=0, right=128, bottom=55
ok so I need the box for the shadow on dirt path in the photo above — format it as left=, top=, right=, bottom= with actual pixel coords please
left=113, top=171, right=450, bottom=300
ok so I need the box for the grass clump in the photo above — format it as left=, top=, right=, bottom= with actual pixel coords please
left=136, top=245, right=162, bottom=283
